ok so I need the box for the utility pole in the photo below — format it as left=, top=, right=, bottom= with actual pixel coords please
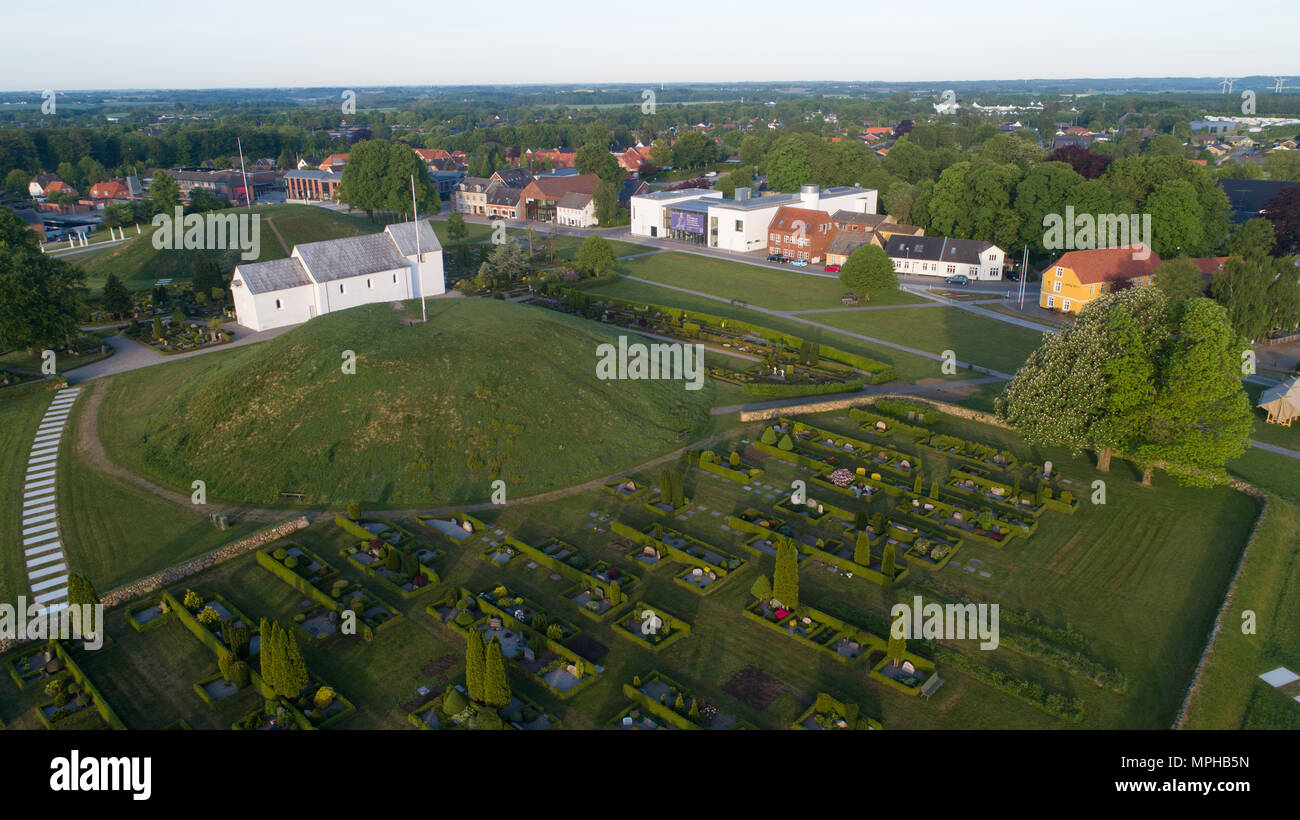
left=412, top=174, right=426, bottom=323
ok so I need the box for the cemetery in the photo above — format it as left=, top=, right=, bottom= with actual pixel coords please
left=794, top=693, right=882, bottom=730
left=613, top=603, right=692, bottom=652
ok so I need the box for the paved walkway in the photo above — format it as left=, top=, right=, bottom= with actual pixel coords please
left=1249, top=440, right=1300, bottom=460
left=902, top=285, right=1059, bottom=334
left=710, top=376, right=1008, bottom=415
left=65, top=324, right=297, bottom=385
left=20, top=387, right=81, bottom=611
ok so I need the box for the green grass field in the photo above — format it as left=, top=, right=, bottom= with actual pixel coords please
left=809, top=307, right=1049, bottom=375
left=72, top=204, right=382, bottom=298
left=615, top=252, right=925, bottom=311
left=0, top=391, right=54, bottom=604
left=1180, top=495, right=1300, bottom=729
left=96, top=297, right=714, bottom=508
left=588, top=277, right=955, bottom=384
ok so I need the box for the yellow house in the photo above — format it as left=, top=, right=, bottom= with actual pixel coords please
left=1039, top=247, right=1162, bottom=314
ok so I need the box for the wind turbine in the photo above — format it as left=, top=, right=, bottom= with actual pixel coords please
left=1274, top=77, right=1288, bottom=94
left=1219, top=77, right=1235, bottom=94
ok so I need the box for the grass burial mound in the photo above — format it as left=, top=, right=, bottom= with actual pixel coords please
left=121, top=298, right=712, bottom=506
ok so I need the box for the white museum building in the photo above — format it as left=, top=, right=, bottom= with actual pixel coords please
left=231, top=220, right=445, bottom=332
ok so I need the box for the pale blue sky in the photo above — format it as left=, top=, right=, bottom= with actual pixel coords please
left=1, top=0, right=1296, bottom=90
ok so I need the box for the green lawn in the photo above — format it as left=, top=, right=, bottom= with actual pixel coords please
left=616, top=252, right=925, bottom=311
left=588, top=278, right=954, bottom=384
left=1180, top=495, right=1300, bottom=729
left=95, top=298, right=714, bottom=508
left=1226, top=446, right=1300, bottom=500
left=0, top=391, right=54, bottom=604
left=809, top=307, right=1049, bottom=375
left=73, top=204, right=383, bottom=299
left=1243, top=381, right=1300, bottom=453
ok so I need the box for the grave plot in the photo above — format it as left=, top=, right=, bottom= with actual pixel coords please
left=126, top=596, right=174, bottom=632
left=695, top=448, right=765, bottom=484
left=32, top=642, right=124, bottom=730
left=871, top=652, right=940, bottom=697
left=610, top=521, right=744, bottom=594
left=897, top=492, right=1029, bottom=549
left=618, top=670, right=748, bottom=730
left=342, top=533, right=443, bottom=598
left=417, top=512, right=489, bottom=545
left=613, top=603, right=692, bottom=652
left=255, top=544, right=401, bottom=640
left=849, top=406, right=932, bottom=441
left=602, top=476, right=647, bottom=500
left=743, top=596, right=890, bottom=669
left=335, top=514, right=415, bottom=548
left=794, top=692, right=882, bottom=730
left=7, top=644, right=65, bottom=691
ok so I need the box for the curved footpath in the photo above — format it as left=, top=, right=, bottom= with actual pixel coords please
left=20, top=386, right=81, bottom=611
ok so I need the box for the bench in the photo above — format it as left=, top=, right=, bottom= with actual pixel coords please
left=920, top=673, right=945, bottom=699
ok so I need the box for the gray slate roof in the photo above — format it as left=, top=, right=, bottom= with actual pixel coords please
left=884, top=235, right=995, bottom=265
left=384, top=220, right=442, bottom=257
left=294, top=233, right=408, bottom=283
left=557, top=191, right=592, bottom=210
left=236, top=256, right=313, bottom=294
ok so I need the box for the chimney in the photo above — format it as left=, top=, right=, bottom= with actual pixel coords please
left=800, top=184, right=820, bottom=207
left=734, top=187, right=750, bottom=201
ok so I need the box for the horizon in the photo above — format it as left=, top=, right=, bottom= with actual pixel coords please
left=2, top=0, right=1297, bottom=91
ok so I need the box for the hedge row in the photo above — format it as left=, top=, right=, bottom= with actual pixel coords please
left=51, top=641, right=126, bottom=730
left=256, top=548, right=338, bottom=611
left=932, top=646, right=1085, bottom=721
left=742, top=378, right=865, bottom=398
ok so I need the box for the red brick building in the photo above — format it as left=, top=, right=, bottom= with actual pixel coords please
left=766, top=206, right=836, bottom=263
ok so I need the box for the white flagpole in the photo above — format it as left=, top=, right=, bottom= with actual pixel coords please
left=237, top=138, right=251, bottom=210
left=412, top=174, right=425, bottom=322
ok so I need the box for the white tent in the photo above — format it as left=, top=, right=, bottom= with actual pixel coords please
left=1258, top=376, right=1300, bottom=426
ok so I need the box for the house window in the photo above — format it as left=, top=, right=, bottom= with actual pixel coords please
left=1047, top=296, right=1056, bottom=308
left=1089, top=285, right=1095, bottom=295
left=947, top=264, right=957, bottom=274
left=367, top=279, right=372, bottom=289
left=274, top=299, right=282, bottom=309
left=1056, top=267, right=1063, bottom=276
left=1063, top=299, right=1071, bottom=311
left=735, top=220, right=743, bottom=232
left=393, top=274, right=397, bottom=283
left=339, top=284, right=345, bottom=294
left=969, top=266, right=979, bottom=277
left=1053, top=281, right=1062, bottom=293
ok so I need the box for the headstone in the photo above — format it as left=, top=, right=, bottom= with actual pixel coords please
left=901, top=661, right=915, bottom=674
left=523, top=647, right=535, bottom=663
left=1043, top=460, right=1052, bottom=477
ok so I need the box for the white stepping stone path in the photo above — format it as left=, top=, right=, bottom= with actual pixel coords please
left=19, top=388, right=79, bottom=611
left=1258, top=667, right=1299, bottom=688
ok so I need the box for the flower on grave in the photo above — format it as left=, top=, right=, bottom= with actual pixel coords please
left=829, top=468, right=854, bottom=487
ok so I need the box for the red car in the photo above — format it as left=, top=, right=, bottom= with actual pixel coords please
left=824, top=264, right=840, bottom=272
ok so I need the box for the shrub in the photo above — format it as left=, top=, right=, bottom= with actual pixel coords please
left=197, top=606, right=220, bottom=626
left=443, top=687, right=468, bottom=715
left=284, top=556, right=299, bottom=570
left=385, top=549, right=402, bottom=572
left=454, top=611, right=474, bottom=627
left=760, top=427, right=778, bottom=445
left=347, top=502, right=361, bottom=521
left=182, top=590, right=204, bottom=612
left=777, top=434, right=794, bottom=451
left=546, top=624, right=563, bottom=640
left=272, top=548, right=288, bottom=561
left=313, top=686, right=335, bottom=710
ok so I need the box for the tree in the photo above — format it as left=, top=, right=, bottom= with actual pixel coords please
left=765, top=137, right=813, bottom=192
left=3, top=168, right=29, bottom=194
left=1211, top=255, right=1300, bottom=342
left=881, top=541, right=896, bottom=582
left=887, top=614, right=907, bottom=667
left=593, top=180, right=619, bottom=226
left=465, top=628, right=487, bottom=703
left=1146, top=179, right=1203, bottom=257
left=67, top=574, right=99, bottom=607
left=853, top=531, right=871, bottom=566
left=839, top=244, right=898, bottom=298
left=773, top=539, right=799, bottom=609
left=760, top=426, right=777, bottom=445
left=446, top=211, right=471, bottom=269
left=608, top=580, right=622, bottom=607
left=0, top=218, right=85, bottom=353
left=278, top=625, right=308, bottom=699
left=1223, top=217, right=1276, bottom=259
left=1014, top=162, right=1085, bottom=253
left=1153, top=257, right=1206, bottom=302
left=575, top=235, right=616, bottom=277
left=150, top=171, right=179, bottom=214
left=99, top=273, right=131, bottom=319
left=671, top=131, right=716, bottom=170
left=258, top=618, right=279, bottom=692
left=187, top=188, right=225, bottom=213
left=648, top=138, right=673, bottom=168
left=339, top=139, right=438, bottom=219
left=482, top=637, right=511, bottom=708
left=1129, top=297, right=1253, bottom=486
left=777, top=433, right=794, bottom=451
left=574, top=143, right=622, bottom=187
left=749, top=574, right=772, bottom=601
left=1263, top=186, right=1300, bottom=256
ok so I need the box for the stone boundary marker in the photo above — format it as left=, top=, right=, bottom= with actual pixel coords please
left=0, top=515, right=309, bottom=654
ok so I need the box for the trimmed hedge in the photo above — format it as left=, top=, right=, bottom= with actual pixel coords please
left=51, top=641, right=126, bottom=730
left=742, top=378, right=864, bottom=398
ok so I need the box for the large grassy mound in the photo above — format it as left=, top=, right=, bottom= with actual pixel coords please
left=74, top=204, right=381, bottom=297
left=123, top=298, right=712, bottom=507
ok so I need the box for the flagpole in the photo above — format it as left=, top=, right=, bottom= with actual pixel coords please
left=412, top=174, right=425, bottom=323
left=237, top=138, right=251, bottom=209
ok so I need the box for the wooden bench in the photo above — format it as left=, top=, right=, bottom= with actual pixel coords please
left=920, top=673, right=945, bottom=699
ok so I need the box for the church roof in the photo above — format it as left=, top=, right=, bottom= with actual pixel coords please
left=235, top=256, right=312, bottom=294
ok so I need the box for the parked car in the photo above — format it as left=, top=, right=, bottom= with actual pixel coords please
left=945, top=274, right=969, bottom=285
left=1005, top=271, right=1020, bottom=282
left=791, top=259, right=809, bottom=267
left=824, top=264, right=841, bottom=272
left=767, top=254, right=784, bottom=262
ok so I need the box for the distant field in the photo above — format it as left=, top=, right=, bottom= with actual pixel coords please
left=809, top=306, right=1048, bottom=375
left=588, top=277, right=956, bottom=384
left=73, top=204, right=382, bottom=298
left=1181, top=495, right=1300, bottom=729
left=616, top=252, right=925, bottom=311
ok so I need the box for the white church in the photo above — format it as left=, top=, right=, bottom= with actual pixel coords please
left=231, top=220, right=445, bottom=332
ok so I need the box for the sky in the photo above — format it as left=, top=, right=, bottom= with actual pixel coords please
left=1, top=0, right=1297, bottom=90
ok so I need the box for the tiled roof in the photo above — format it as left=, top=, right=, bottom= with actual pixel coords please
left=557, top=191, right=593, bottom=210
left=384, top=220, right=442, bottom=257
left=294, top=232, right=408, bottom=283
left=236, top=256, right=313, bottom=294
left=885, top=235, right=996, bottom=266
left=1046, top=247, right=1161, bottom=284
